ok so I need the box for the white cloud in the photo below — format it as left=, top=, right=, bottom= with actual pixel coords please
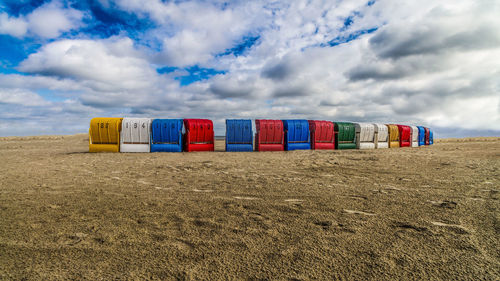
left=0, top=88, right=50, bottom=107
left=27, top=1, right=84, bottom=38
left=0, top=12, right=28, bottom=37
left=0, top=74, right=83, bottom=92
left=428, top=96, right=500, bottom=130
left=0, top=1, right=84, bottom=39
left=15, top=37, right=189, bottom=115
left=18, top=37, right=158, bottom=92
left=114, top=0, right=270, bottom=66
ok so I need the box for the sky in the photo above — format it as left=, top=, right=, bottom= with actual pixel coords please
left=0, top=0, right=499, bottom=138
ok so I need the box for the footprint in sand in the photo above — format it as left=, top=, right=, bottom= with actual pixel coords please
left=343, top=209, right=375, bottom=216
left=428, top=200, right=457, bottom=209
left=467, top=197, right=485, bottom=201
left=284, top=199, right=304, bottom=204
left=313, top=221, right=332, bottom=230
left=154, top=186, right=172, bottom=191
left=137, top=180, right=152, bottom=185
left=233, top=196, right=259, bottom=200
left=173, top=240, right=195, bottom=251
left=193, top=189, right=213, bottom=192
left=393, top=221, right=427, bottom=232
left=64, top=232, right=88, bottom=246
left=431, top=221, right=469, bottom=234
left=347, top=195, right=367, bottom=200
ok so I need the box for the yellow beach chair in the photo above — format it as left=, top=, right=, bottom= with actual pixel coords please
left=89, top=118, right=123, bottom=152
left=387, top=124, right=400, bottom=148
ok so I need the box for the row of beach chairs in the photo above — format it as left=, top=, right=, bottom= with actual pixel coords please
left=88, top=118, right=433, bottom=152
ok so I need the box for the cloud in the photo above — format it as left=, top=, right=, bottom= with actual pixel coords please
left=0, top=88, right=50, bottom=107
left=27, top=1, right=84, bottom=38
left=0, top=1, right=84, bottom=39
left=208, top=76, right=257, bottom=99
left=370, top=24, right=500, bottom=60
left=347, top=61, right=411, bottom=81
left=368, top=1, right=500, bottom=60
left=113, top=0, right=270, bottom=66
left=14, top=36, right=190, bottom=116
left=261, top=60, right=294, bottom=81
left=0, top=12, right=28, bottom=37
left=18, top=37, right=157, bottom=92
left=0, top=74, right=83, bottom=92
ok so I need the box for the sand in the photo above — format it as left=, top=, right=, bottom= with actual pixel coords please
left=0, top=135, right=499, bottom=280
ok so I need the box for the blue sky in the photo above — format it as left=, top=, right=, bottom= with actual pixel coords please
left=0, top=0, right=499, bottom=137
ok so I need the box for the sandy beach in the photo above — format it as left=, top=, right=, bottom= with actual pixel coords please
left=0, top=135, right=499, bottom=280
